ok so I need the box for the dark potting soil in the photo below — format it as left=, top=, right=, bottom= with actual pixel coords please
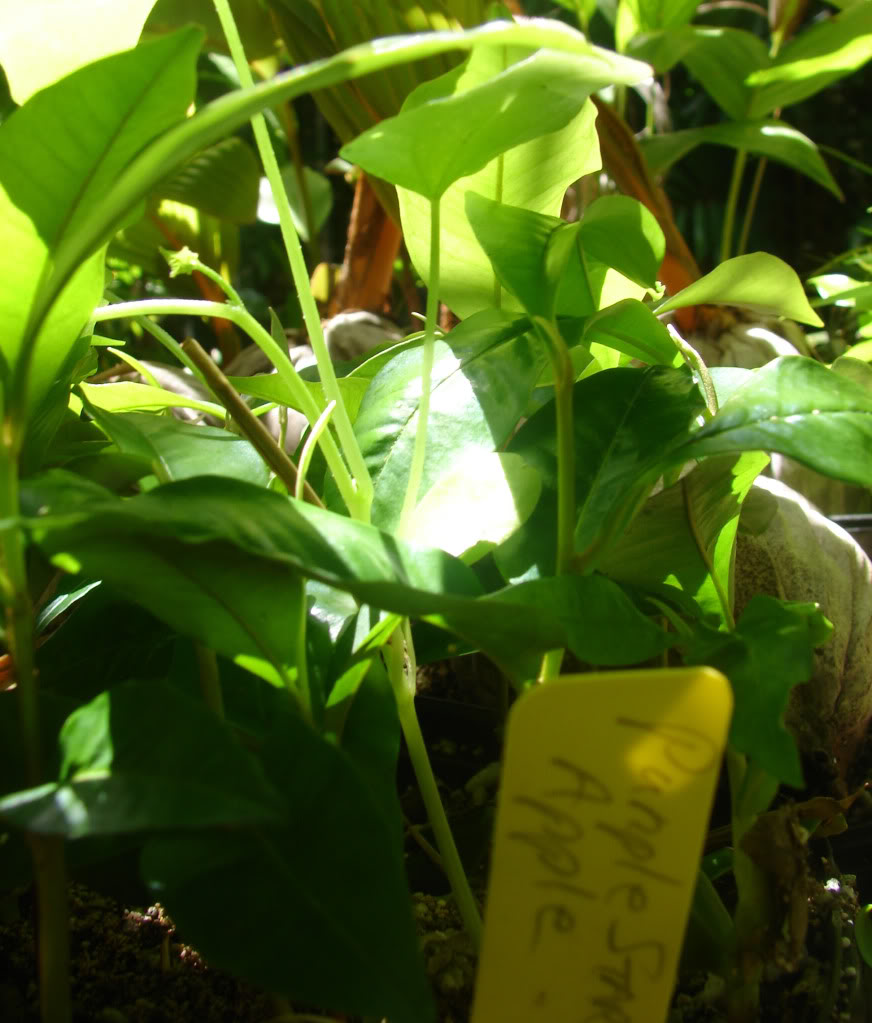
left=0, top=883, right=477, bottom=1023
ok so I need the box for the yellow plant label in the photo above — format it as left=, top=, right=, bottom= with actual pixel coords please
left=471, top=667, right=732, bottom=1023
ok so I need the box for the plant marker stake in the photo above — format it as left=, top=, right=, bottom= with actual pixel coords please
left=471, top=667, right=732, bottom=1023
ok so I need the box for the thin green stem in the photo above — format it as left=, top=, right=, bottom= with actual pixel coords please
left=736, top=157, right=767, bottom=257
left=1, top=436, right=72, bottom=1023
left=668, top=324, right=718, bottom=417
left=194, top=643, right=225, bottom=718
left=532, top=318, right=575, bottom=683
left=212, top=0, right=372, bottom=520
left=30, top=835, right=71, bottom=1023
left=93, top=299, right=349, bottom=511
left=720, top=149, right=748, bottom=264
left=295, top=401, right=335, bottom=502
left=387, top=626, right=482, bottom=949
left=533, top=319, right=576, bottom=576
left=180, top=337, right=323, bottom=506
left=398, top=198, right=441, bottom=538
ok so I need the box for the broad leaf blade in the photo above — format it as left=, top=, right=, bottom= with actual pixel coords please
left=0, top=0, right=159, bottom=103
left=601, top=452, right=770, bottom=620
left=681, top=27, right=770, bottom=120
left=509, top=366, right=705, bottom=555
left=96, top=411, right=271, bottom=485
left=141, top=701, right=435, bottom=1021
left=684, top=596, right=833, bottom=786
left=398, top=44, right=602, bottom=317
left=653, top=252, right=824, bottom=326
left=582, top=299, right=678, bottom=365
left=746, top=2, right=872, bottom=117
left=353, top=311, right=547, bottom=532
left=679, top=357, right=872, bottom=487
left=0, top=28, right=202, bottom=417
left=340, top=49, right=624, bottom=199
left=0, top=681, right=285, bottom=836
left=406, top=450, right=542, bottom=561
left=640, top=120, right=842, bottom=199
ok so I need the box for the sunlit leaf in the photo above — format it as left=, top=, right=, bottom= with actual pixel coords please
left=653, top=253, right=824, bottom=326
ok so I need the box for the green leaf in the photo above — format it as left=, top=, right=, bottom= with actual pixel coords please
left=582, top=299, right=678, bottom=365
left=258, top=164, right=334, bottom=241
left=78, top=380, right=224, bottom=417
left=627, top=27, right=703, bottom=73
left=682, top=28, right=770, bottom=120
left=158, top=137, right=261, bottom=223
left=573, top=194, right=665, bottom=290
left=397, top=44, right=602, bottom=318
left=141, top=701, right=435, bottom=1022
left=37, top=20, right=649, bottom=347
left=508, top=365, right=704, bottom=557
left=0, top=680, right=284, bottom=836
left=24, top=475, right=307, bottom=689
left=653, top=252, right=824, bottom=326
left=600, top=452, right=770, bottom=621
left=679, top=356, right=872, bottom=487
left=465, top=193, right=663, bottom=319
left=405, top=450, right=542, bottom=562
left=464, top=194, right=574, bottom=318
left=18, top=472, right=569, bottom=684
left=0, top=0, right=159, bottom=103
left=746, top=2, right=872, bottom=117
left=484, top=574, right=671, bottom=667
left=684, top=596, right=833, bottom=785
left=0, top=28, right=202, bottom=419
left=90, top=410, right=271, bottom=486
left=341, top=46, right=646, bottom=199
left=353, top=311, right=548, bottom=532
left=228, top=372, right=369, bottom=422
left=640, top=120, right=843, bottom=199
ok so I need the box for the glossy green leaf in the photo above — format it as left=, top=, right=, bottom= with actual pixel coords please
left=464, top=194, right=575, bottom=318
left=36, top=20, right=647, bottom=349
left=20, top=472, right=577, bottom=684
left=78, top=380, right=224, bottom=418
left=159, top=137, right=261, bottom=224
left=682, top=28, right=770, bottom=120
left=0, top=28, right=202, bottom=419
left=626, top=26, right=701, bottom=73
left=465, top=193, right=663, bottom=320
left=653, top=253, right=824, bottom=326
left=683, top=596, right=833, bottom=785
left=640, top=120, right=842, bottom=199
left=405, top=451, right=542, bottom=561
left=141, top=700, right=434, bottom=1022
left=678, top=356, right=872, bottom=487
left=22, top=471, right=484, bottom=611
left=341, top=46, right=645, bottom=200
left=24, top=474, right=307, bottom=688
left=353, top=311, right=547, bottom=532
left=509, top=366, right=704, bottom=558
left=0, top=681, right=285, bottom=836
left=484, top=574, right=671, bottom=666
left=573, top=194, right=665, bottom=290
left=397, top=44, right=602, bottom=317
left=582, top=299, right=678, bottom=365
left=0, top=0, right=158, bottom=103
left=600, top=452, right=770, bottom=621
left=746, top=2, right=872, bottom=117
left=90, top=410, right=271, bottom=486
left=227, top=372, right=369, bottom=422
